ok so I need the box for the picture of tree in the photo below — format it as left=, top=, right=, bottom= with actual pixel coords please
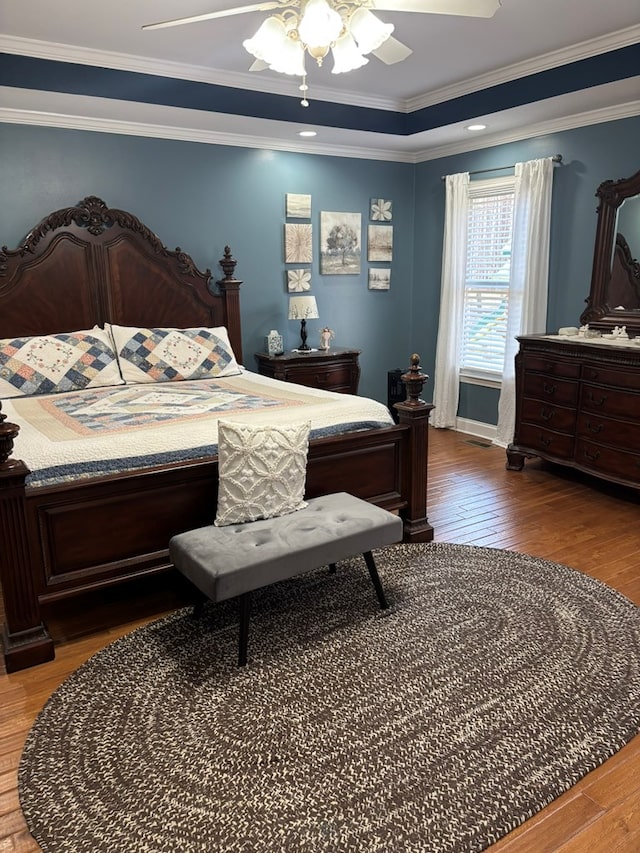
left=320, top=211, right=361, bottom=275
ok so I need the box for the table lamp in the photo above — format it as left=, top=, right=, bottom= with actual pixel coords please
left=288, top=295, right=319, bottom=351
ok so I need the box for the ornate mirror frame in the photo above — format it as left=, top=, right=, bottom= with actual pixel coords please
left=580, top=169, right=640, bottom=336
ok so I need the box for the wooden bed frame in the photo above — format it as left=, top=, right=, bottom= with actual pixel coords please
left=0, top=196, right=433, bottom=672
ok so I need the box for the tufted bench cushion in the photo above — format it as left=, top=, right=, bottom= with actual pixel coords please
left=169, top=492, right=403, bottom=665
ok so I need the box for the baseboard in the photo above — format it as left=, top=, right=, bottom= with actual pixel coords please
left=454, top=418, right=497, bottom=443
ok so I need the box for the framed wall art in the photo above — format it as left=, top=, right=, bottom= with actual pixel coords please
left=286, top=193, right=312, bottom=219
left=370, top=198, right=392, bottom=221
left=367, top=224, right=393, bottom=262
left=368, top=269, right=391, bottom=290
left=284, top=223, right=313, bottom=263
left=320, top=211, right=361, bottom=275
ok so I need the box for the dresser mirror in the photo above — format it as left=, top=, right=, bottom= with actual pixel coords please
left=580, top=169, right=640, bottom=336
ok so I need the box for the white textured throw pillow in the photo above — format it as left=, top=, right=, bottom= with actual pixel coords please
left=215, top=419, right=311, bottom=527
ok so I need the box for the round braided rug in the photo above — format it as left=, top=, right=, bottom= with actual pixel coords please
left=19, top=542, right=640, bottom=853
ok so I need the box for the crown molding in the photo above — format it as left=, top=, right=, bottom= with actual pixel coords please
left=0, top=34, right=401, bottom=112
left=0, top=106, right=416, bottom=163
left=413, top=99, right=640, bottom=163
left=406, top=24, right=640, bottom=112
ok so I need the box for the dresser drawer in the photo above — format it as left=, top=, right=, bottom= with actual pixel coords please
left=515, top=423, right=575, bottom=460
left=582, top=363, right=640, bottom=391
left=575, top=439, right=640, bottom=486
left=522, top=374, right=578, bottom=407
left=522, top=353, right=580, bottom=379
left=520, top=399, right=577, bottom=433
left=580, top=383, right=640, bottom=419
left=576, top=412, right=640, bottom=453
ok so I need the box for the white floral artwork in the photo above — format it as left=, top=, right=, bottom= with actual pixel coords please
left=368, top=224, right=393, bottom=262
left=368, top=268, right=391, bottom=290
left=287, top=269, right=312, bottom=292
left=286, top=193, right=312, bottom=219
left=370, top=198, right=392, bottom=221
left=284, top=223, right=313, bottom=263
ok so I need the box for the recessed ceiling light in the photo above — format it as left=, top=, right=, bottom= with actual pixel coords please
left=466, top=124, right=487, bottom=132
left=299, top=130, right=317, bottom=137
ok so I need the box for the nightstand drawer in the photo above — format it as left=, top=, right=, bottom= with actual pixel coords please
left=291, top=364, right=352, bottom=389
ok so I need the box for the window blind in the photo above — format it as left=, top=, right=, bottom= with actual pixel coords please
left=461, top=189, right=515, bottom=377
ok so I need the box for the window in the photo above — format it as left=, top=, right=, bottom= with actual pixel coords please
left=461, top=177, right=515, bottom=384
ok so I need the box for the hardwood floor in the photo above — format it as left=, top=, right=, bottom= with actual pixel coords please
left=1, top=426, right=639, bottom=851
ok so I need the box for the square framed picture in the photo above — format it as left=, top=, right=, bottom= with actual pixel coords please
left=368, top=224, right=393, bottom=262
left=368, top=268, right=391, bottom=290
left=286, top=193, right=312, bottom=219
left=370, top=198, right=392, bottom=221
left=284, top=223, right=313, bottom=263
left=320, top=211, right=361, bottom=275
left=287, top=269, right=312, bottom=292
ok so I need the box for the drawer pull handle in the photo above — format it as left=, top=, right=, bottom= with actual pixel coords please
left=586, top=421, right=603, bottom=435
left=587, top=391, right=607, bottom=407
left=540, top=408, right=554, bottom=422
left=543, top=382, right=557, bottom=395
left=587, top=369, right=599, bottom=380
left=584, top=448, right=601, bottom=462
left=539, top=434, right=551, bottom=447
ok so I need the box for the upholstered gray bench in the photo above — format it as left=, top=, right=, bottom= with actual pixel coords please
left=169, top=492, right=402, bottom=666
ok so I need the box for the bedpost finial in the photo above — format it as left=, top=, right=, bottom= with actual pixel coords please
left=0, top=401, right=21, bottom=465
left=219, top=246, right=238, bottom=282
left=401, top=353, right=428, bottom=406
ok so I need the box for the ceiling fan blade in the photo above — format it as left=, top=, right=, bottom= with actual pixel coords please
left=372, top=37, right=413, bottom=65
left=371, top=0, right=501, bottom=17
left=142, top=2, right=289, bottom=31
left=249, top=59, right=270, bottom=71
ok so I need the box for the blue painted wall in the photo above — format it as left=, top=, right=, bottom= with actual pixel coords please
left=413, top=115, right=640, bottom=423
left=0, top=123, right=415, bottom=402
left=1, top=114, right=638, bottom=418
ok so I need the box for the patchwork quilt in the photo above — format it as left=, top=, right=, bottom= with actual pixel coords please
left=3, top=369, right=394, bottom=488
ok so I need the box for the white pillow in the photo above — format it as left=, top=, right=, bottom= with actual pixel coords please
left=214, top=419, right=311, bottom=527
left=108, top=324, right=241, bottom=384
left=0, top=326, right=124, bottom=398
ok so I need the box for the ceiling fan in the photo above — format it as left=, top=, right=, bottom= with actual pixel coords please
left=143, top=0, right=501, bottom=105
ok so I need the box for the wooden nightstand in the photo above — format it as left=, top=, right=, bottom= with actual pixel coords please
left=254, top=347, right=361, bottom=394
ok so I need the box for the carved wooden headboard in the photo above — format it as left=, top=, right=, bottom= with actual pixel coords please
left=0, top=196, right=243, bottom=363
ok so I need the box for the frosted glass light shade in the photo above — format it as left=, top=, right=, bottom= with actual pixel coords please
left=298, top=0, right=343, bottom=48
left=349, top=8, right=394, bottom=54
left=331, top=32, right=369, bottom=74
left=288, top=295, right=319, bottom=320
left=243, top=17, right=289, bottom=63
left=268, top=37, right=306, bottom=75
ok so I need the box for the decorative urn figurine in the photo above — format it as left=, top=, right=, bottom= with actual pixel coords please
left=266, top=330, right=284, bottom=356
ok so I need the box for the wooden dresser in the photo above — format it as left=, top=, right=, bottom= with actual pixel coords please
left=507, top=335, right=640, bottom=489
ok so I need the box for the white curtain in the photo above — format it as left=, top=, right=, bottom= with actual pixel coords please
left=494, top=157, right=554, bottom=447
left=432, top=171, right=469, bottom=428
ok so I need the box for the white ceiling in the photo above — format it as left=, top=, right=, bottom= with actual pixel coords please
left=1, top=0, right=639, bottom=160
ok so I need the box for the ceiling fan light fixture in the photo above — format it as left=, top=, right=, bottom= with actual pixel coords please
left=268, top=38, right=306, bottom=76
left=298, top=0, right=343, bottom=48
left=242, top=16, right=288, bottom=63
left=331, top=31, right=369, bottom=74
left=348, top=8, right=394, bottom=55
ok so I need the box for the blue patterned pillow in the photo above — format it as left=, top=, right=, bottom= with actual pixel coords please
left=109, top=325, right=241, bottom=384
left=0, top=327, right=124, bottom=398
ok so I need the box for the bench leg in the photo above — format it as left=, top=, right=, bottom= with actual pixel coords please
left=328, top=563, right=337, bottom=574
left=363, top=551, right=389, bottom=610
left=192, top=588, right=208, bottom=619
left=238, top=591, right=251, bottom=667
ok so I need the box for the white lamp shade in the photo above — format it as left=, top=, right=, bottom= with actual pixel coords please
left=242, top=17, right=288, bottom=64
left=331, top=31, right=369, bottom=74
left=348, top=8, right=394, bottom=55
left=288, top=295, right=319, bottom=320
left=268, top=36, right=306, bottom=76
left=298, top=0, right=343, bottom=48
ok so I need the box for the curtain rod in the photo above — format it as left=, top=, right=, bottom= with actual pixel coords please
left=441, top=153, right=563, bottom=181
